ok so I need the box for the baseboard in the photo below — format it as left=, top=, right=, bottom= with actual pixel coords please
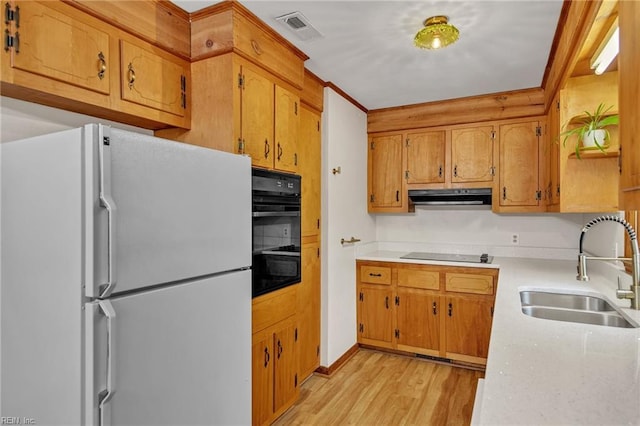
left=314, top=343, right=359, bottom=377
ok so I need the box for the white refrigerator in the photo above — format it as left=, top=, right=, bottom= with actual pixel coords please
left=1, top=124, right=252, bottom=425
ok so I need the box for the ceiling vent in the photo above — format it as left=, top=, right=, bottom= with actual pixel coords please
left=275, top=11, right=323, bottom=42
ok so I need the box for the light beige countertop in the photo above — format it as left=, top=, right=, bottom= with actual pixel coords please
left=355, top=246, right=640, bottom=425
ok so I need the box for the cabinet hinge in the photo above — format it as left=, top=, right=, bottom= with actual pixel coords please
left=491, top=306, right=495, bottom=317
left=535, top=190, right=542, bottom=201
left=4, top=28, right=18, bottom=53
left=359, top=292, right=363, bottom=302
left=317, top=247, right=320, bottom=258
left=294, top=101, right=298, bottom=116
left=317, top=121, right=320, bottom=132
left=404, top=170, right=409, bottom=180
left=294, top=152, right=298, bottom=166
left=405, top=137, right=410, bottom=147
left=317, top=345, right=320, bottom=357
left=395, top=295, right=399, bottom=306
left=4, top=3, right=19, bottom=27
left=295, top=328, right=298, bottom=342
left=489, top=166, right=496, bottom=176
left=295, top=373, right=298, bottom=387
left=556, top=99, right=560, bottom=111
left=237, top=138, right=245, bottom=154
left=359, top=323, right=364, bottom=333
left=238, top=73, right=244, bottom=89
left=370, top=194, right=375, bottom=203
left=370, top=141, right=375, bottom=150
left=394, top=329, right=400, bottom=339
left=317, top=218, right=320, bottom=230
left=536, top=126, right=542, bottom=137
left=490, top=130, right=496, bottom=140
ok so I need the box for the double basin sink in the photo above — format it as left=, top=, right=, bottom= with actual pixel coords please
left=520, top=290, right=638, bottom=328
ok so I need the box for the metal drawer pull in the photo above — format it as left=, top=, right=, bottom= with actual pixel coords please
left=98, top=51, right=106, bottom=80
left=369, top=273, right=382, bottom=277
left=341, top=237, right=361, bottom=245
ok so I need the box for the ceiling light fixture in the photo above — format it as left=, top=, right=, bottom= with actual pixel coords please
left=590, top=18, right=619, bottom=75
left=414, top=15, right=459, bottom=50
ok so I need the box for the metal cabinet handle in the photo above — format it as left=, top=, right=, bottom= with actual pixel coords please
left=433, top=301, right=437, bottom=315
left=264, top=139, right=270, bottom=159
left=502, top=186, right=507, bottom=200
left=396, top=190, right=399, bottom=202
left=98, top=129, right=117, bottom=298
left=277, top=143, right=283, bottom=160
left=340, top=237, right=361, bottom=245
left=127, top=63, right=136, bottom=89
left=98, top=51, right=107, bottom=80
left=385, top=296, right=389, bottom=309
left=264, top=347, right=270, bottom=368
left=98, top=300, right=116, bottom=426
left=277, top=339, right=283, bottom=359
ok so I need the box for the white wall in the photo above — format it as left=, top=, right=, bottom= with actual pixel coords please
left=320, top=88, right=376, bottom=366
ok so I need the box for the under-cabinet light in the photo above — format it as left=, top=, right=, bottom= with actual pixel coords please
left=590, top=18, right=619, bottom=75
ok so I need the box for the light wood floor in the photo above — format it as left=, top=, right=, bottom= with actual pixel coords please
left=273, top=349, right=484, bottom=426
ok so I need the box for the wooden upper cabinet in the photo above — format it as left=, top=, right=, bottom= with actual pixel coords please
left=241, top=66, right=275, bottom=169
left=406, top=131, right=446, bottom=184
left=299, top=106, right=321, bottom=238
left=368, top=134, right=406, bottom=212
left=450, top=125, right=495, bottom=184
left=9, top=1, right=111, bottom=95
left=119, top=39, right=189, bottom=118
left=497, top=120, right=542, bottom=210
left=274, top=85, right=300, bottom=173
left=619, top=0, right=640, bottom=209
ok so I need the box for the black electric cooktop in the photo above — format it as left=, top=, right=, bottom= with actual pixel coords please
left=400, top=252, right=493, bottom=264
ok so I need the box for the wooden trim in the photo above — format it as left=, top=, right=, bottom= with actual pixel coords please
left=367, top=87, right=544, bottom=133
left=325, top=82, right=368, bottom=113
left=190, top=1, right=308, bottom=62
left=540, top=0, right=571, bottom=94
left=315, top=343, right=359, bottom=376
left=541, top=0, right=602, bottom=112
left=359, top=344, right=486, bottom=372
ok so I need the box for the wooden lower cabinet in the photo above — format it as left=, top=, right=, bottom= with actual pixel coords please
left=297, top=241, right=321, bottom=381
left=252, top=286, right=299, bottom=426
left=356, top=261, right=498, bottom=366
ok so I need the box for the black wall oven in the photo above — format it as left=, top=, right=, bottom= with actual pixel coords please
left=251, top=168, right=301, bottom=298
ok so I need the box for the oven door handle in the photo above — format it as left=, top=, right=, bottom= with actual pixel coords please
left=252, top=211, right=300, bottom=217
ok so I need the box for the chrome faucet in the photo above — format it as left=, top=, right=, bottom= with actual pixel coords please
left=577, top=215, right=640, bottom=310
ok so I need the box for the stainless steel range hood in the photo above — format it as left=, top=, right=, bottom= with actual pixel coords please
left=408, top=188, right=492, bottom=205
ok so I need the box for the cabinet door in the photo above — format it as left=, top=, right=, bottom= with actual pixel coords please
left=274, top=85, right=300, bottom=173
left=406, top=131, right=446, bottom=184
left=297, top=242, right=320, bottom=381
left=357, top=285, right=394, bottom=346
left=11, top=1, right=111, bottom=95
left=396, top=289, right=440, bottom=355
left=241, top=67, right=274, bottom=169
left=445, top=296, right=493, bottom=360
left=252, top=333, right=273, bottom=426
left=120, top=39, right=188, bottom=118
left=451, top=126, right=494, bottom=183
left=273, top=319, right=298, bottom=414
left=499, top=121, right=540, bottom=207
left=299, top=107, right=321, bottom=237
left=369, top=134, right=404, bottom=210
left=619, top=0, right=640, bottom=209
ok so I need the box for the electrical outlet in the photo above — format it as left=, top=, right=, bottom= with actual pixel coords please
left=511, top=234, right=519, bottom=245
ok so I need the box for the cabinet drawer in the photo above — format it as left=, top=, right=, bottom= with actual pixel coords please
left=445, top=273, right=494, bottom=295
left=360, top=266, right=392, bottom=285
left=252, top=284, right=297, bottom=333
left=397, top=268, right=440, bottom=290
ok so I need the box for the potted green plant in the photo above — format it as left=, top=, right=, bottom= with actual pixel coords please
left=560, top=103, right=619, bottom=158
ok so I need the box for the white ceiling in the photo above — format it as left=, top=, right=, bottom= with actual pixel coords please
left=172, top=1, right=564, bottom=110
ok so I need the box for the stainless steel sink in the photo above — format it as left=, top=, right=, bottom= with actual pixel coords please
left=520, top=290, right=638, bottom=328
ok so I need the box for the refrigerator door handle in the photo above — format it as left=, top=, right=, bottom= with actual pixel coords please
left=98, top=125, right=117, bottom=298
left=98, top=300, right=116, bottom=426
